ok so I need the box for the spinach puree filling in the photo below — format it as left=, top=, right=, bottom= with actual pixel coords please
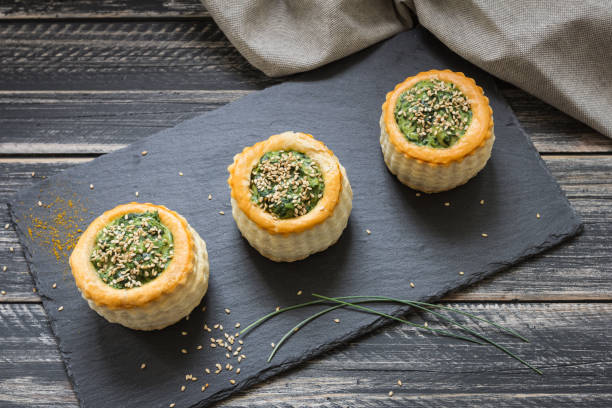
left=250, top=150, right=325, bottom=219
left=90, top=211, right=174, bottom=289
left=394, top=79, right=473, bottom=148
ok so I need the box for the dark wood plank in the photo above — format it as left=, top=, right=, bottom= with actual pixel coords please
left=1, top=302, right=611, bottom=407
left=0, top=20, right=607, bottom=152
left=0, top=90, right=610, bottom=155
left=0, top=21, right=279, bottom=91
left=0, top=0, right=208, bottom=19
left=0, top=91, right=249, bottom=154
left=1, top=156, right=610, bottom=302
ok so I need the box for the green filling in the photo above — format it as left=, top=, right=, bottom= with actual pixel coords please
left=90, top=211, right=174, bottom=289
left=394, top=79, right=473, bottom=148
left=250, top=150, right=325, bottom=219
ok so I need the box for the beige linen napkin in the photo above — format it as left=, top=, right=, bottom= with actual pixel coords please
left=203, top=0, right=612, bottom=138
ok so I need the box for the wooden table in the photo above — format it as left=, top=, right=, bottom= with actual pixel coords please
left=1, top=2, right=611, bottom=407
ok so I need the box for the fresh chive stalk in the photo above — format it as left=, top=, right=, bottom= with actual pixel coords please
left=240, top=294, right=541, bottom=375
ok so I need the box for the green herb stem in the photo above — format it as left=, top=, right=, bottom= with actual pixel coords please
left=336, top=295, right=528, bottom=342
left=314, top=294, right=541, bottom=375
left=310, top=295, right=484, bottom=345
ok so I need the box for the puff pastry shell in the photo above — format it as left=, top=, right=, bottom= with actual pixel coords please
left=380, top=70, right=495, bottom=193
left=69, top=202, right=209, bottom=330
left=228, top=132, right=352, bottom=262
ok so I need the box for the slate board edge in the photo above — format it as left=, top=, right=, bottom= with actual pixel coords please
left=188, top=215, right=584, bottom=408
left=8, top=200, right=583, bottom=408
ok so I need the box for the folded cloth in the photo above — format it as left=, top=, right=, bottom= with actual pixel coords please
left=203, top=0, right=612, bottom=138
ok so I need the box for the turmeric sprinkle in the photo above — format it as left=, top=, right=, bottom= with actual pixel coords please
left=25, top=194, right=89, bottom=264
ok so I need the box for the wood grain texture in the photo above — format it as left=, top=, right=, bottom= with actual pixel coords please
left=1, top=156, right=610, bottom=302
left=1, top=302, right=611, bottom=407
left=0, top=21, right=277, bottom=91
left=0, top=89, right=610, bottom=156
left=0, top=0, right=208, bottom=19
left=0, top=19, right=608, bottom=153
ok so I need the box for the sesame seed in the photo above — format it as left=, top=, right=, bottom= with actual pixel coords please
left=219, top=211, right=225, bottom=215
left=179, top=172, right=183, bottom=176
left=135, top=191, right=139, bottom=197
left=52, top=283, right=57, bottom=288
left=180, top=385, right=185, bottom=392
left=235, top=322, right=241, bottom=328
left=1, top=291, right=6, bottom=295
left=275, top=306, right=280, bottom=312
left=481, top=233, right=488, bottom=238
left=459, top=271, right=464, bottom=275
left=169, top=403, right=175, bottom=408
left=238, top=339, right=244, bottom=345
left=536, top=213, right=541, bottom=219
left=37, top=201, right=42, bottom=207
left=271, top=343, right=275, bottom=348
left=201, top=386, right=206, bottom=391
left=226, top=353, right=231, bottom=358
left=32, top=288, right=36, bottom=293
left=2, top=266, right=6, bottom=272
left=89, top=184, right=94, bottom=190
left=57, top=306, right=64, bottom=311
left=444, top=202, right=450, bottom=207
left=4, top=224, right=9, bottom=229
left=205, top=368, right=210, bottom=374
left=236, top=368, right=241, bottom=374
left=230, top=379, right=236, bottom=385
left=225, top=308, right=231, bottom=314
left=197, top=345, right=203, bottom=350
left=141, top=151, right=148, bottom=156
left=366, top=229, right=371, bottom=235
left=333, top=318, right=340, bottom=323
left=297, top=290, right=302, bottom=296
left=9, top=247, right=14, bottom=252
left=181, top=348, right=188, bottom=354
left=181, top=331, right=188, bottom=336
left=31, top=172, right=36, bottom=177
left=415, top=193, right=421, bottom=197
left=210, top=343, right=216, bottom=348
left=410, top=282, right=415, bottom=288
left=397, top=380, right=403, bottom=386
left=208, top=194, right=212, bottom=200
left=389, top=391, right=394, bottom=397
left=140, top=363, right=146, bottom=369
left=480, top=199, right=485, bottom=205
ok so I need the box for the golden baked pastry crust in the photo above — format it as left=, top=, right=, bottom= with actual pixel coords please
left=228, top=131, right=344, bottom=235
left=382, top=69, right=494, bottom=165
left=70, top=202, right=196, bottom=310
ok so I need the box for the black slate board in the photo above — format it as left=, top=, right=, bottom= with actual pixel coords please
left=9, top=27, right=582, bottom=408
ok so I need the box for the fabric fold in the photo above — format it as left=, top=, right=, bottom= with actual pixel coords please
left=203, top=0, right=612, bottom=138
